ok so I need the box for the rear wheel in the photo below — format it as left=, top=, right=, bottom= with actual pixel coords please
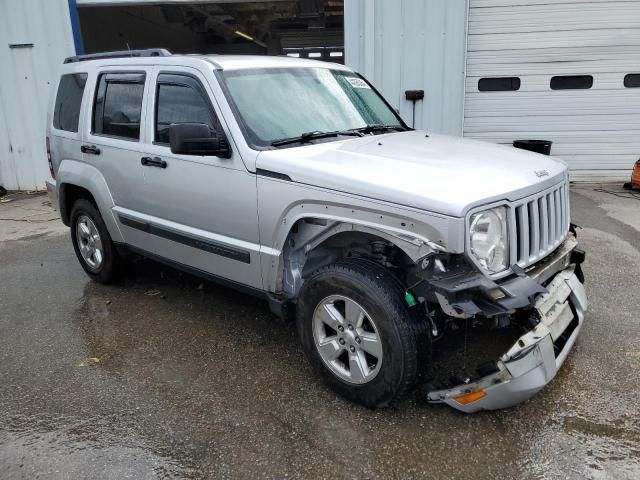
left=297, top=258, right=424, bottom=408
left=70, top=199, right=122, bottom=284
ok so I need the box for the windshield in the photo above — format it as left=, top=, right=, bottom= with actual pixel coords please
left=220, top=67, right=405, bottom=147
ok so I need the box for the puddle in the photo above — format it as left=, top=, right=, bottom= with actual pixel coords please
left=0, top=411, right=202, bottom=479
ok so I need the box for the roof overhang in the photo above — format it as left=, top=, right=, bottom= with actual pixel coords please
left=76, top=0, right=292, bottom=6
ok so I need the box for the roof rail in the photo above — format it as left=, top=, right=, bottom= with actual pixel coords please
left=64, top=48, right=172, bottom=64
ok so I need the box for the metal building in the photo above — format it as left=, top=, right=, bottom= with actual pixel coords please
left=463, top=0, right=640, bottom=181
left=344, top=0, right=468, bottom=137
left=346, top=0, right=640, bottom=182
left=1, top=0, right=639, bottom=190
left=0, top=0, right=78, bottom=191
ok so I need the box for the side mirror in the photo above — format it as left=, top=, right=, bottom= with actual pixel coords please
left=169, top=123, right=231, bottom=158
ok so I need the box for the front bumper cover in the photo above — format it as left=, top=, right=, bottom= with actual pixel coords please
left=426, top=264, right=587, bottom=413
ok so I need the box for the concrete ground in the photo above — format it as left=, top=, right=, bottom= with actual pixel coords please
left=1, top=186, right=639, bottom=479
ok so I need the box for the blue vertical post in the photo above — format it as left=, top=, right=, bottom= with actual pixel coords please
left=68, top=0, right=84, bottom=55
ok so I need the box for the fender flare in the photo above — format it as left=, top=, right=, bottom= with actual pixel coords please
left=57, top=159, right=124, bottom=243
left=263, top=201, right=451, bottom=295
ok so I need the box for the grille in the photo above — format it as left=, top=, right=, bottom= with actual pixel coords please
left=512, top=181, right=570, bottom=268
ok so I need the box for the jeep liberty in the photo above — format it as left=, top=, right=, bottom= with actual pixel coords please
left=46, top=50, right=587, bottom=412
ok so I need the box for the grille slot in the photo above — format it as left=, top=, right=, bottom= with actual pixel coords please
left=553, top=309, right=579, bottom=358
left=512, top=182, right=569, bottom=268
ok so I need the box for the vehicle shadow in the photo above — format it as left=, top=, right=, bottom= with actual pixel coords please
left=74, top=253, right=522, bottom=403
left=67, top=255, right=553, bottom=477
left=74, top=254, right=298, bottom=377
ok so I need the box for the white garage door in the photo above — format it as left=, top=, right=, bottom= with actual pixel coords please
left=464, top=0, right=640, bottom=180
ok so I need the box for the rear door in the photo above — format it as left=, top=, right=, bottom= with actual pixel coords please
left=49, top=69, right=89, bottom=183
left=133, top=66, right=262, bottom=289
left=84, top=67, right=150, bottom=248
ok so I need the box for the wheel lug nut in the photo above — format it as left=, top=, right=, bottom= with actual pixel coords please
left=348, top=324, right=354, bottom=330
left=355, top=336, right=361, bottom=344
left=339, top=338, right=346, bottom=345
left=338, top=325, right=344, bottom=332
left=349, top=345, right=356, bottom=353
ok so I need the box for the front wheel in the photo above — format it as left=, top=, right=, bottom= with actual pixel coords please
left=297, top=258, right=425, bottom=408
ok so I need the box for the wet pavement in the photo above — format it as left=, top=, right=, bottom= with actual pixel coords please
left=1, top=187, right=639, bottom=479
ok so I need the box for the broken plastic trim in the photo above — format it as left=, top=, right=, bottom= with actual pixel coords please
left=417, top=235, right=582, bottom=319
left=426, top=264, right=587, bottom=413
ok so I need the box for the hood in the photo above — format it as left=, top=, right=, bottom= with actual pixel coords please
left=256, top=131, right=567, bottom=217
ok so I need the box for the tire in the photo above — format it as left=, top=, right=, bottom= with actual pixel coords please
left=297, top=258, right=425, bottom=408
left=70, top=198, right=122, bottom=284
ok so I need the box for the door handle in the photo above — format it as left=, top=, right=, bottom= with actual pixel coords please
left=141, top=156, right=167, bottom=168
left=81, top=144, right=101, bottom=155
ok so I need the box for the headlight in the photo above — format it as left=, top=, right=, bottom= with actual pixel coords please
left=469, top=207, right=509, bottom=273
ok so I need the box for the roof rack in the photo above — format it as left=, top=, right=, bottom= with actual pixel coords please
left=64, top=48, right=172, bottom=64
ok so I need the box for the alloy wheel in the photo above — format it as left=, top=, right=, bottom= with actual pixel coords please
left=312, top=294, right=383, bottom=384
left=76, top=215, right=104, bottom=270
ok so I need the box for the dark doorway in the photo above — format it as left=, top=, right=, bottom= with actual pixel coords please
left=77, top=1, right=344, bottom=62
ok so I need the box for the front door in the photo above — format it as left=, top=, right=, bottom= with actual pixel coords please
left=133, top=66, right=262, bottom=289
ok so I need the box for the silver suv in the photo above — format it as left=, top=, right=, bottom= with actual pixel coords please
left=46, top=49, right=587, bottom=412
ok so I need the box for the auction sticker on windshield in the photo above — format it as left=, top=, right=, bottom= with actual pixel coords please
left=346, top=77, right=371, bottom=89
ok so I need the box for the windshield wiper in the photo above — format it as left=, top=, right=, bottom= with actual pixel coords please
left=271, top=130, right=362, bottom=148
left=270, top=125, right=404, bottom=148
left=352, top=124, right=408, bottom=135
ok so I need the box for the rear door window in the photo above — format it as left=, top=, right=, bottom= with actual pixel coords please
left=93, top=72, right=146, bottom=140
left=154, top=73, right=217, bottom=144
left=53, top=73, right=88, bottom=132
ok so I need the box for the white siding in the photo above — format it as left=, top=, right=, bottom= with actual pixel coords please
left=464, top=0, right=640, bottom=180
left=0, top=0, right=76, bottom=190
left=345, top=0, right=468, bottom=136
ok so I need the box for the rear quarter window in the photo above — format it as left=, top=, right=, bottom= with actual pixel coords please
left=53, top=73, right=88, bottom=132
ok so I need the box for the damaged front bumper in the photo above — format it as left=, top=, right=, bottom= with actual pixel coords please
left=426, top=263, right=587, bottom=413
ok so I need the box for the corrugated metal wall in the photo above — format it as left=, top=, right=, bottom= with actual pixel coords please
left=0, top=0, right=76, bottom=190
left=344, top=0, right=468, bottom=136
left=464, top=0, right=640, bottom=180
